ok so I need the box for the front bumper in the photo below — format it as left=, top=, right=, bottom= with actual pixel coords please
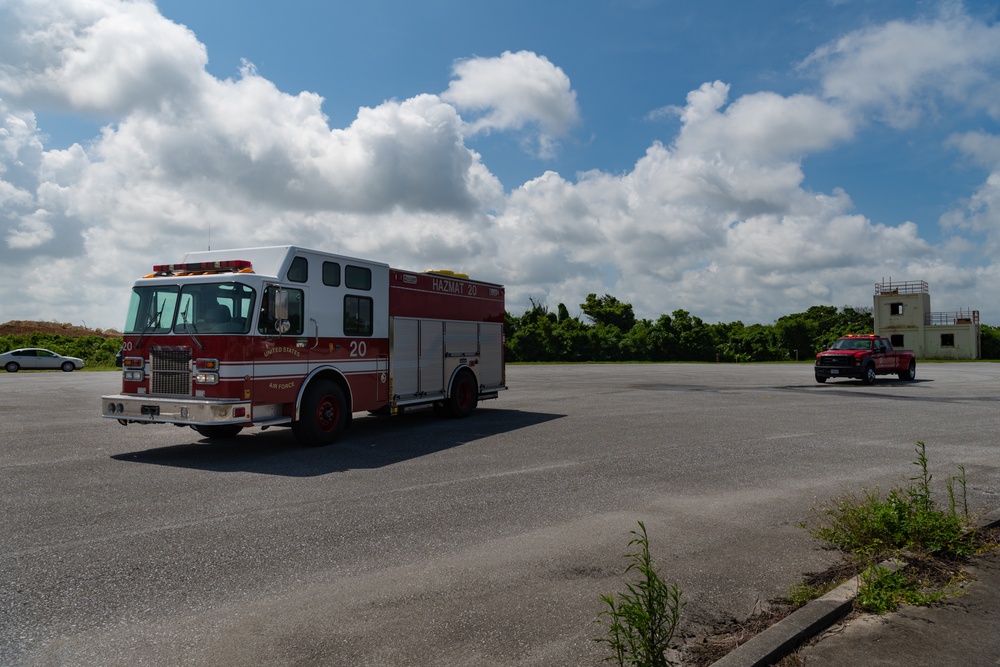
left=101, top=394, right=251, bottom=426
left=814, top=365, right=863, bottom=379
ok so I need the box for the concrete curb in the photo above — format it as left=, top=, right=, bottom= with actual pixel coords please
left=707, top=560, right=900, bottom=667
left=708, top=509, right=1000, bottom=667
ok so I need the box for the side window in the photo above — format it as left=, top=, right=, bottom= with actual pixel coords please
left=258, top=286, right=305, bottom=335
left=288, top=256, right=308, bottom=283
left=344, top=295, right=373, bottom=336
left=941, top=333, right=955, bottom=347
left=345, top=265, right=372, bottom=290
left=890, top=334, right=904, bottom=348
left=323, top=261, right=341, bottom=286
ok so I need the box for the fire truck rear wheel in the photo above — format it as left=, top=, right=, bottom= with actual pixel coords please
left=194, top=425, right=244, bottom=440
left=898, top=360, right=916, bottom=381
left=294, top=380, right=347, bottom=446
left=447, top=370, right=478, bottom=418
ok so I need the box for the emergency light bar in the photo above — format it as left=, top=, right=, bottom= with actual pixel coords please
left=151, top=260, right=253, bottom=275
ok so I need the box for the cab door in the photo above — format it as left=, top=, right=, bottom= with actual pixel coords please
left=874, top=339, right=891, bottom=370
left=252, top=284, right=310, bottom=408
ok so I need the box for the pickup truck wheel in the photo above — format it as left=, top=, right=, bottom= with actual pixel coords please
left=862, top=363, right=876, bottom=385
left=898, top=360, right=916, bottom=381
left=293, top=380, right=347, bottom=446
left=815, top=375, right=827, bottom=383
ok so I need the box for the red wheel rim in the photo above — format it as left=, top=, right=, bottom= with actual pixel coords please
left=458, top=380, right=472, bottom=409
left=316, top=395, right=340, bottom=432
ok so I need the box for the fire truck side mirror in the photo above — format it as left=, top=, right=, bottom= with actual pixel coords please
left=271, top=288, right=291, bottom=335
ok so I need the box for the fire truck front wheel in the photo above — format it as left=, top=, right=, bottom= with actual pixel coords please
left=294, top=380, right=347, bottom=446
left=446, top=370, right=478, bottom=418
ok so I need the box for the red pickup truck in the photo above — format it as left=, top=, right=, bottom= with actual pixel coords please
left=815, top=335, right=916, bottom=384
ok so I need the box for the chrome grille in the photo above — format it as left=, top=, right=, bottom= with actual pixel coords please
left=151, top=346, right=191, bottom=394
left=817, top=355, right=854, bottom=368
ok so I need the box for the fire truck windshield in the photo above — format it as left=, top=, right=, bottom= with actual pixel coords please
left=124, top=282, right=256, bottom=335
left=125, top=286, right=177, bottom=334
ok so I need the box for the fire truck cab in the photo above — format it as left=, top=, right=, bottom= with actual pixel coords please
left=101, top=245, right=506, bottom=446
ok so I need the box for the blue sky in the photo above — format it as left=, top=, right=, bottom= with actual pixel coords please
left=2, top=0, right=1000, bottom=328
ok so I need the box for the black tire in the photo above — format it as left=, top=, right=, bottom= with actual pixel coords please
left=194, top=424, right=244, bottom=439
left=4, top=362, right=18, bottom=373
left=293, top=380, right=347, bottom=446
left=61, top=361, right=75, bottom=372
left=815, top=375, right=827, bottom=383
left=446, top=370, right=478, bottom=418
left=862, top=363, right=876, bottom=385
left=898, top=360, right=916, bottom=381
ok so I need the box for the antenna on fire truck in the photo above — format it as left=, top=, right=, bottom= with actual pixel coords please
left=207, top=222, right=211, bottom=251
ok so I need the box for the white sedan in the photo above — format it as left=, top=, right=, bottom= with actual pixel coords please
left=1, top=348, right=85, bottom=372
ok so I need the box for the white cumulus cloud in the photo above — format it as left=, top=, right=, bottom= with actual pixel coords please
left=801, top=7, right=1000, bottom=126
left=0, top=0, right=997, bottom=330
left=442, top=50, right=580, bottom=158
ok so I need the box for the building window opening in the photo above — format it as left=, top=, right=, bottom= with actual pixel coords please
left=890, top=302, right=904, bottom=316
left=941, top=333, right=955, bottom=347
left=891, top=334, right=904, bottom=348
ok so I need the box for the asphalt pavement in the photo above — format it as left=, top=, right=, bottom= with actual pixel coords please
left=4, top=365, right=1000, bottom=666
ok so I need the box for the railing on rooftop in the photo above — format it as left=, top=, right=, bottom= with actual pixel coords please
left=875, top=280, right=929, bottom=295
left=926, top=309, right=980, bottom=326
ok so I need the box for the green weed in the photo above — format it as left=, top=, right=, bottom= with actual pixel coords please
left=855, top=562, right=965, bottom=614
left=596, top=521, right=685, bottom=667
left=806, top=442, right=977, bottom=561
left=803, top=442, right=985, bottom=613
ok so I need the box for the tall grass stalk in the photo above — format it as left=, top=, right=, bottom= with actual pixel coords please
left=596, top=521, right=684, bottom=667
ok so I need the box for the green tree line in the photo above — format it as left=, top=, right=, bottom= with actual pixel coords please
left=5, top=300, right=1000, bottom=368
left=506, top=293, right=1000, bottom=362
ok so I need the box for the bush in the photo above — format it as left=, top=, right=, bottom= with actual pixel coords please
left=0, top=333, right=122, bottom=368
left=806, top=442, right=977, bottom=560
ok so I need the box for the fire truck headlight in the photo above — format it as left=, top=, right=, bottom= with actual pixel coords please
left=194, top=372, right=220, bottom=385
left=123, top=369, right=145, bottom=382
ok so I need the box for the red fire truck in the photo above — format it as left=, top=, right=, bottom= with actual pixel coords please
left=101, top=245, right=506, bottom=446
